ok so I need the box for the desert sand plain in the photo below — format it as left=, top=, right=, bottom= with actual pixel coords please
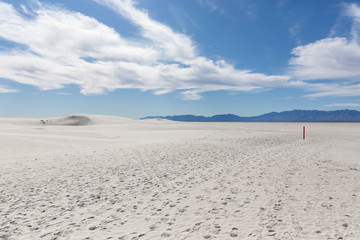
left=0, top=115, right=359, bottom=240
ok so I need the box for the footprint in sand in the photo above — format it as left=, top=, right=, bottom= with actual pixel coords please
left=230, top=227, right=238, bottom=237
left=149, top=223, right=158, bottom=231
left=267, top=229, right=276, bottom=236
left=161, top=232, right=171, bottom=238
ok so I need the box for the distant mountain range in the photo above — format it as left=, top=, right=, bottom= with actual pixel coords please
left=142, top=109, right=360, bottom=122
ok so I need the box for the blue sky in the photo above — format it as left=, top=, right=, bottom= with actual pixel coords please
left=1, top=0, right=360, bottom=118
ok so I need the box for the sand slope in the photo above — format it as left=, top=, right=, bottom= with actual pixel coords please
left=0, top=115, right=359, bottom=239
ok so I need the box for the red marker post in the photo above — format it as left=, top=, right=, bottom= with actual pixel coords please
left=303, top=126, right=305, bottom=140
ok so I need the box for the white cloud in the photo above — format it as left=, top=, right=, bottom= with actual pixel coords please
left=197, top=0, right=219, bottom=12
left=181, top=90, right=203, bottom=100
left=289, top=3, right=360, bottom=98
left=0, top=0, right=290, bottom=99
left=92, top=0, right=196, bottom=61
left=289, top=37, right=360, bottom=80
left=345, top=3, right=360, bottom=42
left=304, top=83, right=360, bottom=98
left=288, top=21, right=303, bottom=45
left=325, top=103, right=360, bottom=107
left=0, top=85, right=18, bottom=93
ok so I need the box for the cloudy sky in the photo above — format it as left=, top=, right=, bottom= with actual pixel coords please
left=1, top=0, right=360, bottom=118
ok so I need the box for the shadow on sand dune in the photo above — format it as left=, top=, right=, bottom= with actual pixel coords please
left=43, top=115, right=92, bottom=126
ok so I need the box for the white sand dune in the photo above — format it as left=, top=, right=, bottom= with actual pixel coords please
left=44, top=115, right=92, bottom=126
left=0, top=115, right=359, bottom=240
left=40, top=114, right=142, bottom=126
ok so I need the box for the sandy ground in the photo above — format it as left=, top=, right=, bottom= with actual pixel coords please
left=0, top=115, right=359, bottom=240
